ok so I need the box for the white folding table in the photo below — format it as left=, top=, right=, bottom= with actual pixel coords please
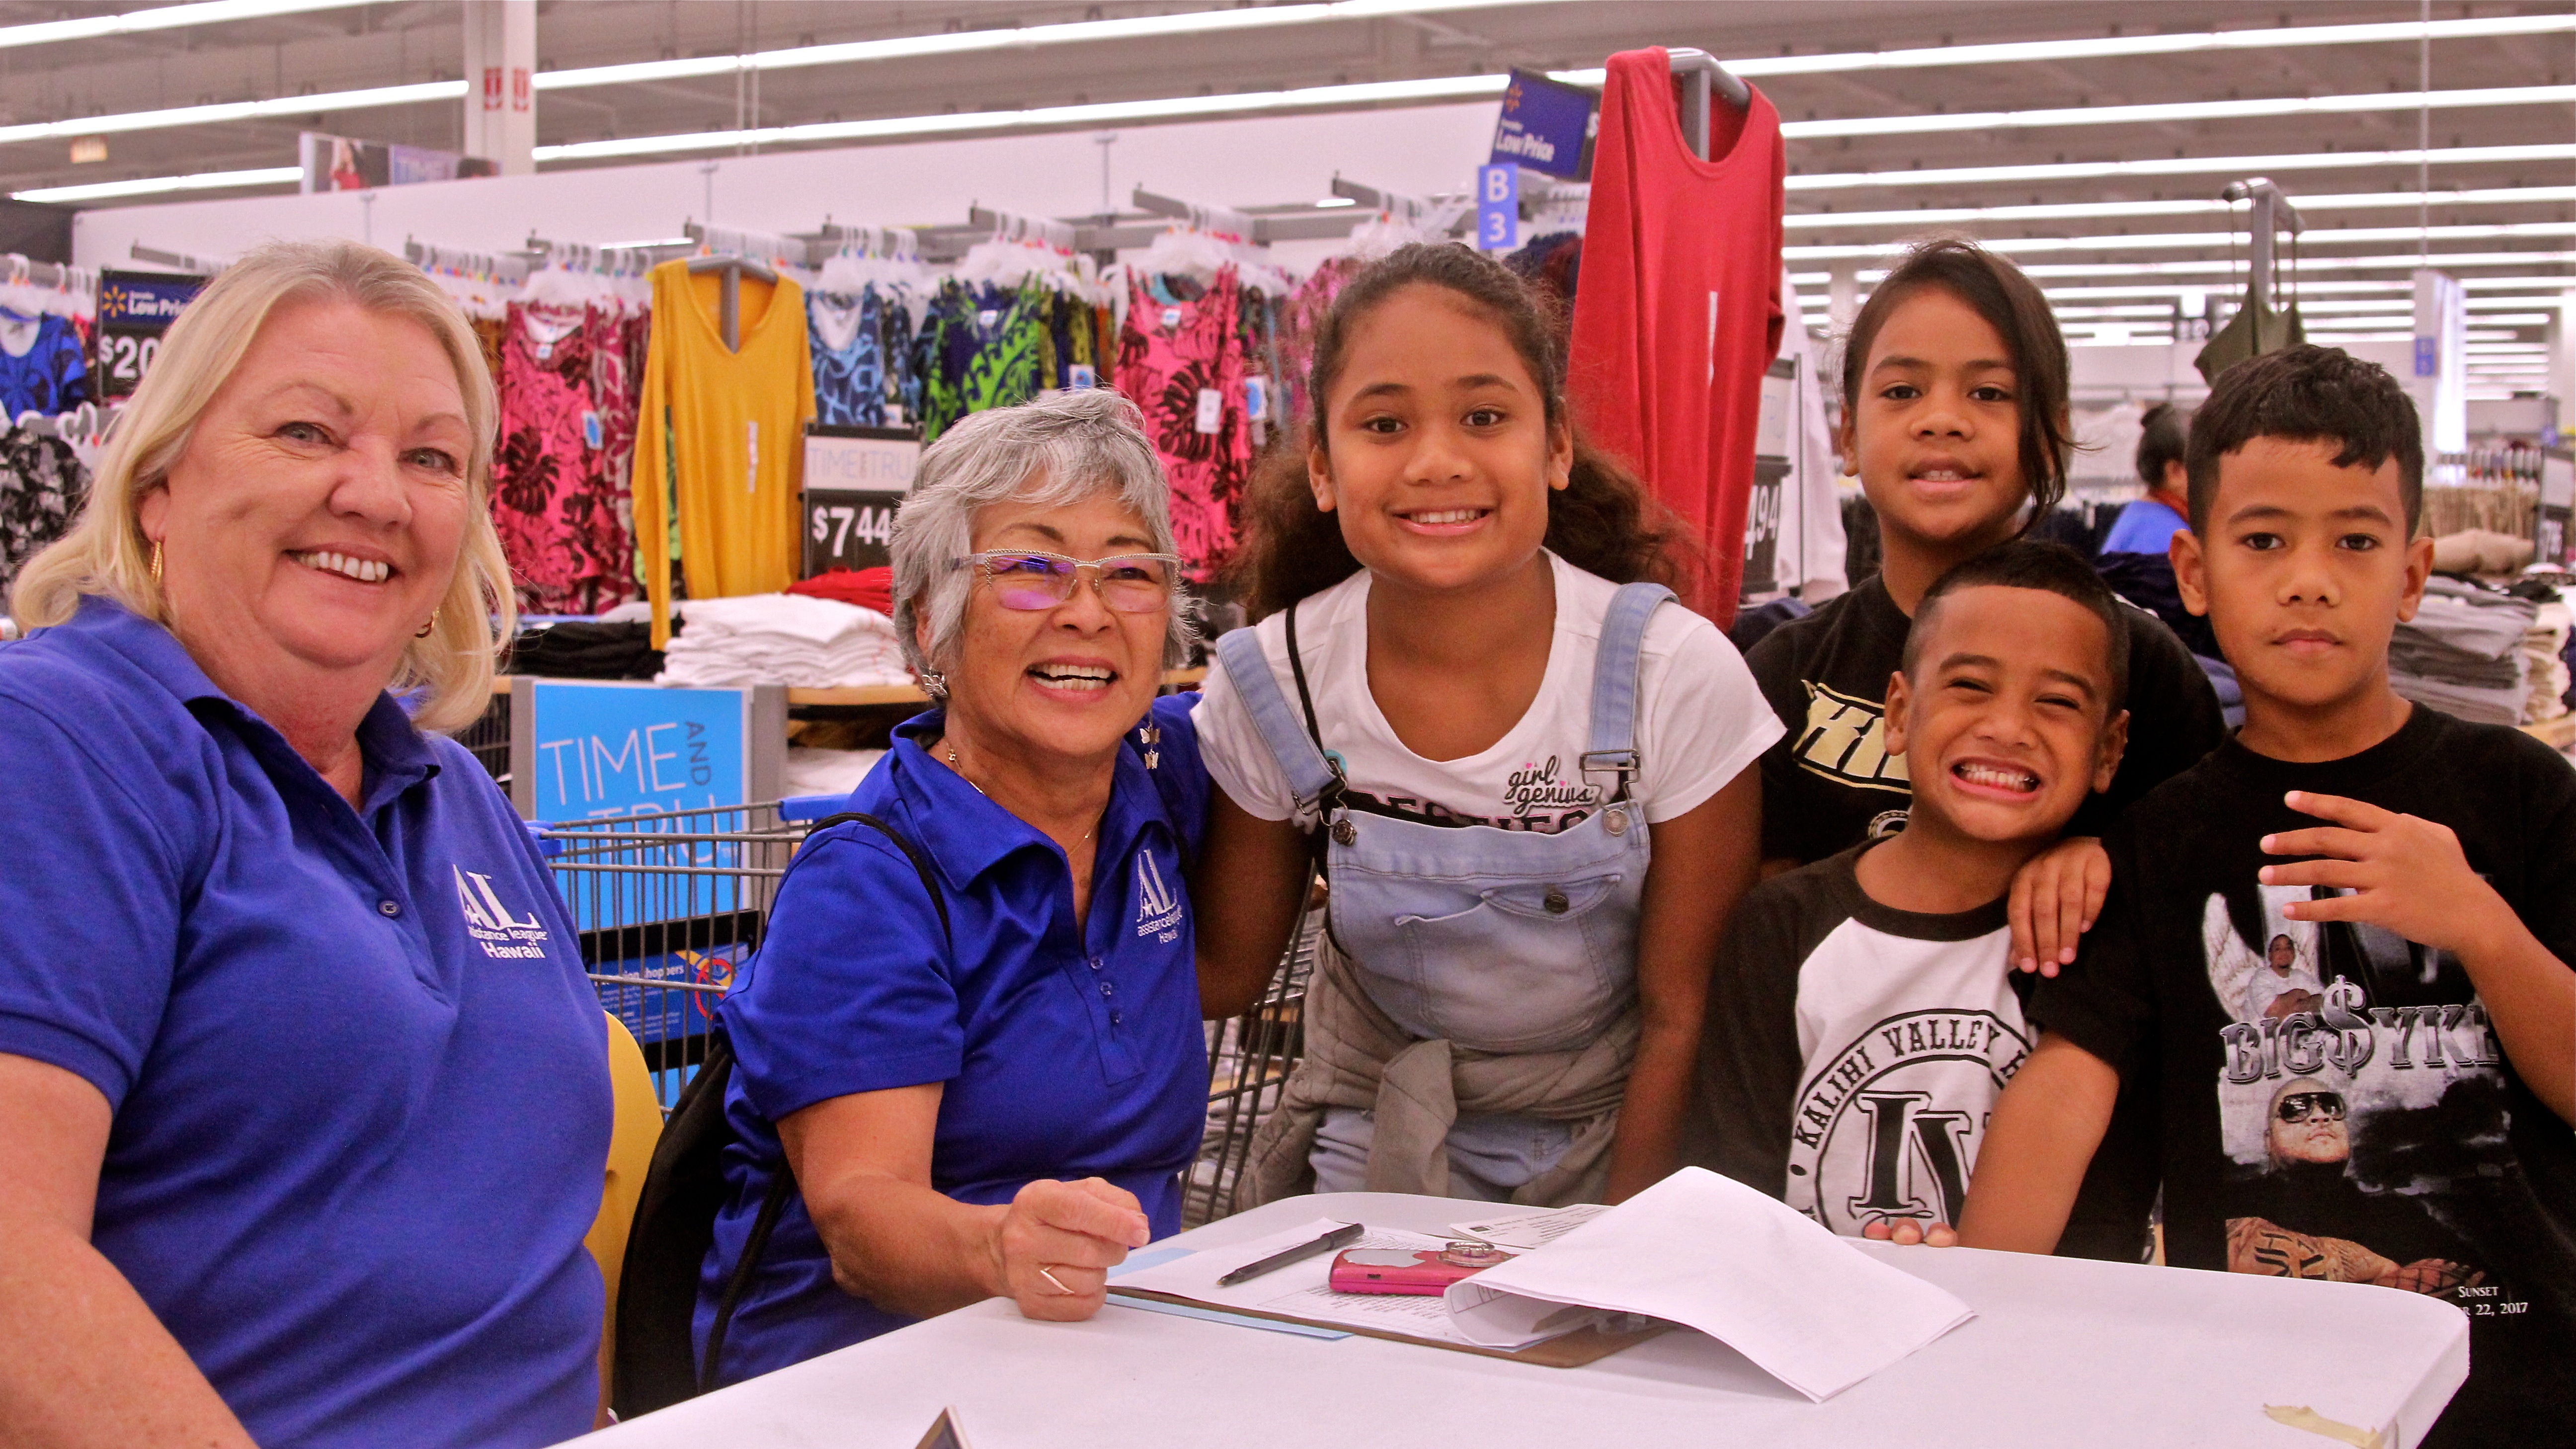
left=576, top=1191, right=2468, bottom=1449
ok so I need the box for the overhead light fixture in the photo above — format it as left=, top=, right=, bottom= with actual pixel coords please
left=0, top=79, right=462, bottom=147
left=1864, top=252, right=2576, bottom=281
left=9, top=164, right=301, bottom=203
left=1787, top=186, right=2576, bottom=231
left=538, top=0, right=1568, bottom=91
left=1790, top=144, right=2576, bottom=195
left=1778, top=84, right=2576, bottom=143
left=1314, top=197, right=1359, bottom=208
left=0, top=0, right=361, bottom=52
left=1789, top=222, right=2576, bottom=262
left=534, top=74, right=1515, bottom=163
left=1729, top=13, right=2576, bottom=79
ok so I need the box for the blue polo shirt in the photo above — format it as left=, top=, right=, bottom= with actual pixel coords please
left=700, top=695, right=1210, bottom=1385
left=0, top=597, right=610, bottom=1449
left=2099, top=496, right=2189, bottom=556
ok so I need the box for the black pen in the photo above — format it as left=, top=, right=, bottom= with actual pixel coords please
left=1215, top=1223, right=1366, bottom=1287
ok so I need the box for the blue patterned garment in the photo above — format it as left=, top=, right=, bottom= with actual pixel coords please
left=807, top=288, right=884, bottom=428
left=0, top=313, right=88, bottom=419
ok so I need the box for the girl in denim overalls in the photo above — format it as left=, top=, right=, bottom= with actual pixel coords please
left=1193, top=246, right=1782, bottom=1206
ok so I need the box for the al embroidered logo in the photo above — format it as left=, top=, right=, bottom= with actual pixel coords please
left=453, top=866, right=552, bottom=960
left=1134, top=849, right=1183, bottom=942
left=1786, top=1008, right=2028, bottom=1233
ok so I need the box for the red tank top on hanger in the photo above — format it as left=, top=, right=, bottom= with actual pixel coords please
left=1568, top=47, right=1785, bottom=626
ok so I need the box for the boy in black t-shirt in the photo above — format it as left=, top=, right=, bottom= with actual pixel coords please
left=1961, top=346, right=2576, bottom=1444
left=1698, top=543, right=2132, bottom=1249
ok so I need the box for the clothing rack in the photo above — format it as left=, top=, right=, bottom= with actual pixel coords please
left=2219, top=178, right=2305, bottom=314
left=813, top=222, right=921, bottom=264
left=128, top=242, right=227, bottom=276
left=679, top=224, right=780, bottom=350
left=685, top=222, right=807, bottom=271
left=405, top=237, right=534, bottom=285
left=1667, top=47, right=1751, bottom=161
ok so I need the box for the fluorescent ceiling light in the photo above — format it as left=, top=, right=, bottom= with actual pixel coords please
left=538, top=0, right=1557, bottom=91
left=1788, top=187, right=2576, bottom=231
left=1868, top=253, right=2576, bottom=281
left=1729, top=14, right=2576, bottom=79
left=0, top=80, right=462, bottom=146
left=0, top=0, right=359, bottom=52
left=1790, top=144, right=2576, bottom=195
left=10, top=164, right=302, bottom=203
left=534, top=74, right=1513, bottom=162
left=1788, top=222, right=2576, bottom=262
left=1778, top=85, right=2576, bottom=143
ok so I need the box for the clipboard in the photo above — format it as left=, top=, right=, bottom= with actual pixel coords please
left=1108, top=1287, right=1668, bottom=1367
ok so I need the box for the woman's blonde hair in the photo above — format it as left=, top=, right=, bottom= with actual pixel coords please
left=8, top=238, right=511, bottom=733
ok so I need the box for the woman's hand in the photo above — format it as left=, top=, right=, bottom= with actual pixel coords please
left=987, top=1178, right=1152, bottom=1322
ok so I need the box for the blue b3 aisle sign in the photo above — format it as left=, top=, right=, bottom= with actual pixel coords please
left=1477, top=164, right=1520, bottom=251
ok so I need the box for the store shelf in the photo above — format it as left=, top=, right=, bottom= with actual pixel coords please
left=2520, top=714, right=2576, bottom=751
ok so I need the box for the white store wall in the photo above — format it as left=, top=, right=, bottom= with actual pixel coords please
left=69, top=101, right=1503, bottom=272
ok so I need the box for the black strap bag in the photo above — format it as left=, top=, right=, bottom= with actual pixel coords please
left=612, top=811, right=949, bottom=1419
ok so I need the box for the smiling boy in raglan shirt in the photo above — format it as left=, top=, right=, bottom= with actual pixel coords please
left=1694, top=541, right=2130, bottom=1243
left=1960, top=346, right=2576, bottom=1444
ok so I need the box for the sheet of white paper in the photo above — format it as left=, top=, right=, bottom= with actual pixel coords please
left=1449, top=1204, right=1610, bottom=1251
left=1442, top=1168, right=1975, bottom=1402
left=1110, top=1219, right=1507, bottom=1345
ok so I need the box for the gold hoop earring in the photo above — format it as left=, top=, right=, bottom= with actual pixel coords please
left=415, top=607, right=441, bottom=640
left=149, top=540, right=162, bottom=583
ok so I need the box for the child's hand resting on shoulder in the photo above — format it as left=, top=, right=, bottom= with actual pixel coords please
left=2008, top=836, right=2111, bottom=976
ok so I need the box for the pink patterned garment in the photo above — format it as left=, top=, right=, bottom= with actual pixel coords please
left=1276, top=255, right=1360, bottom=432
left=492, top=302, right=637, bottom=614
left=1114, top=268, right=1249, bottom=581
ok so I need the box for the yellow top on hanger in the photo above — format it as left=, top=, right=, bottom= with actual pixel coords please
left=635, top=257, right=816, bottom=647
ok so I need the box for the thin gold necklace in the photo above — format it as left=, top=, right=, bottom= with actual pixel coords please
left=948, top=741, right=1093, bottom=842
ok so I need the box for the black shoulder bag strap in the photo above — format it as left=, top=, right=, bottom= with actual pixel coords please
left=697, top=810, right=952, bottom=1395
left=1281, top=600, right=1350, bottom=849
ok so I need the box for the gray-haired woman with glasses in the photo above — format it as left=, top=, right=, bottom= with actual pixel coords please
left=692, top=389, right=1219, bottom=1386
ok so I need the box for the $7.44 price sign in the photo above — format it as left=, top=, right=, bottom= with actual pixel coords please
left=803, top=488, right=903, bottom=574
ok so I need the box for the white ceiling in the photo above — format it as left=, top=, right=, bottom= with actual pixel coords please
left=0, top=0, right=2567, bottom=382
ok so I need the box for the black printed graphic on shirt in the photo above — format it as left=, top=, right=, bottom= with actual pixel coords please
left=1345, top=755, right=1607, bottom=835
left=2202, top=882, right=2525, bottom=1314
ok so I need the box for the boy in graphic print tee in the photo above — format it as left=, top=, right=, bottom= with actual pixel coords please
left=1963, top=348, right=2576, bottom=1444
left=1695, top=543, right=2131, bottom=1241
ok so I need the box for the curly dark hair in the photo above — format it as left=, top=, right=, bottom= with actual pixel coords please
left=1231, top=242, right=1682, bottom=618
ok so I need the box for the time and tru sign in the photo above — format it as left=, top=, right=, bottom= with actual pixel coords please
left=803, top=424, right=922, bottom=576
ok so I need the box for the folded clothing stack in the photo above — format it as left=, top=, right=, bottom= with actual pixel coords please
left=788, top=565, right=895, bottom=615
left=506, top=620, right=663, bottom=680
left=2524, top=599, right=2572, bottom=725
left=2390, top=577, right=2537, bottom=726
left=654, top=593, right=911, bottom=690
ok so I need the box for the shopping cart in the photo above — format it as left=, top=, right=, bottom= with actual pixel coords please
left=538, top=799, right=827, bottom=1110
left=1184, top=892, right=1323, bottom=1228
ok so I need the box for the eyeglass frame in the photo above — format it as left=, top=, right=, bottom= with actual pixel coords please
left=948, top=549, right=1187, bottom=615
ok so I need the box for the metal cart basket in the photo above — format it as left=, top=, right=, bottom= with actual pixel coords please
left=1185, top=899, right=1322, bottom=1228
left=538, top=800, right=815, bottom=1110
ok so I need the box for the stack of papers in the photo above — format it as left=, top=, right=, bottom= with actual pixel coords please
left=1116, top=1168, right=1975, bottom=1401
left=655, top=593, right=911, bottom=689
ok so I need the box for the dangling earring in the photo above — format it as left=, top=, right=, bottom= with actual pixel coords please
left=149, top=540, right=163, bottom=583
left=918, top=667, right=947, bottom=700
left=415, top=607, right=441, bottom=640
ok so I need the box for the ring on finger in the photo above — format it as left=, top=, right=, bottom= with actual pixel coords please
left=1038, top=1265, right=1078, bottom=1295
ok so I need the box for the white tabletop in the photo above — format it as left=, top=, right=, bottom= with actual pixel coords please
left=579, top=1192, right=2468, bottom=1449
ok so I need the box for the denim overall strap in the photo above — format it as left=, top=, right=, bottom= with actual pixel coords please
left=1213, top=619, right=1343, bottom=821
left=1579, top=581, right=1675, bottom=804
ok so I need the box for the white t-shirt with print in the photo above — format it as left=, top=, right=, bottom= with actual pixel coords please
left=1193, top=553, right=1782, bottom=834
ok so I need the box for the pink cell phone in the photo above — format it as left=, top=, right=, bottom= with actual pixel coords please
left=1328, top=1244, right=1516, bottom=1295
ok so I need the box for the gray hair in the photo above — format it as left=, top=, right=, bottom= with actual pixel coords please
left=891, top=388, right=1192, bottom=686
